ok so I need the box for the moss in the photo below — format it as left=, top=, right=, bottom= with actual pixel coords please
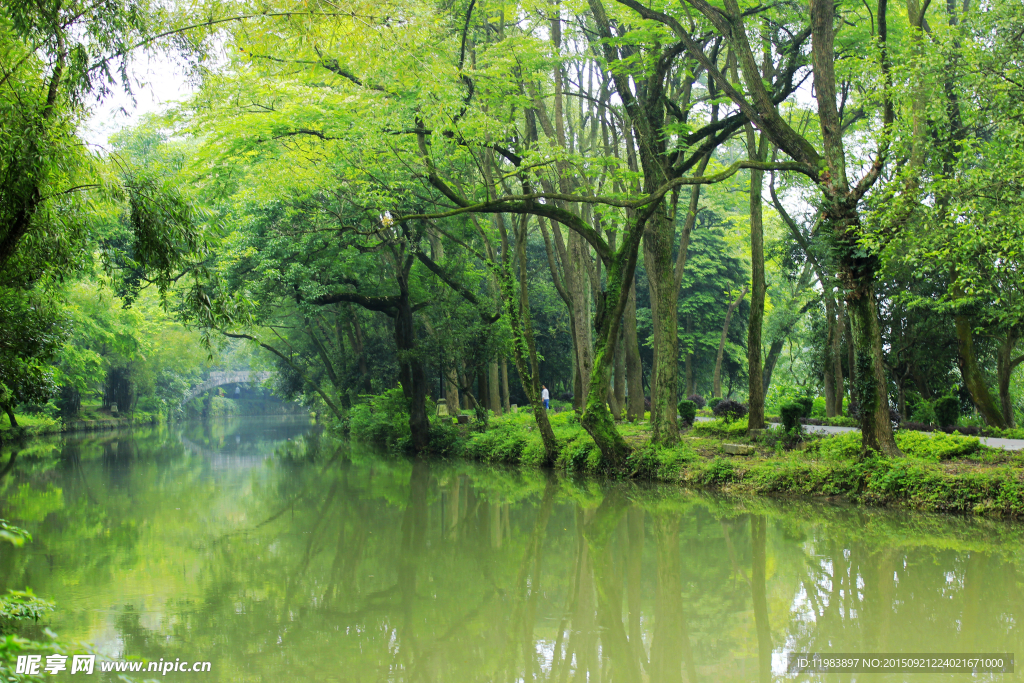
left=361, top=404, right=1024, bottom=519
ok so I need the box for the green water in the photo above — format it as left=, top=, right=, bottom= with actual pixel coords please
left=1, top=417, right=1021, bottom=682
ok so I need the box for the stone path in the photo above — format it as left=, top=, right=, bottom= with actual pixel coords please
left=693, top=416, right=1024, bottom=451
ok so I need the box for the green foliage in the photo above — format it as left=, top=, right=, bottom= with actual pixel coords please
left=893, top=430, right=983, bottom=460
left=795, top=396, right=813, bottom=419
left=349, top=389, right=411, bottom=452
left=0, top=590, right=53, bottom=631
left=0, top=520, right=31, bottom=547
left=712, top=399, right=748, bottom=422
left=677, top=399, right=697, bottom=425
left=690, top=418, right=749, bottom=438
left=934, top=396, right=960, bottom=428
left=780, top=402, right=803, bottom=432
left=811, top=397, right=826, bottom=417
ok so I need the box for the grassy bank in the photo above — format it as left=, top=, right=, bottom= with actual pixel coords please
left=0, top=410, right=162, bottom=442
left=409, top=410, right=1024, bottom=518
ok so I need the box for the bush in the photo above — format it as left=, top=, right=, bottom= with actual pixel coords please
left=349, top=388, right=411, bottom=450
left=713, top=399, right=748, bottom=422
left=677, top=399, right=697, bottom=425
left=811, top=397, right=826, bottom=418
left=795, top=396, right=813, bottom=418
left=691, top=417, right=749, bottom=438
left=901, top=421, right=935, bottom=432
left=895, top=430, right=982, bottom=460
left=908, top=395, right=937, bottom=425
left=780, top=402, right=803, bottom=432
left=709, top=397, right=723, bottom=410
left=688, top=394, right=706, bottom=409
left=934, top=396, right=960, bottom=428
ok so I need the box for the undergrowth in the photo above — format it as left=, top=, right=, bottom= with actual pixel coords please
left=348, top=400, right=1024, bottom=517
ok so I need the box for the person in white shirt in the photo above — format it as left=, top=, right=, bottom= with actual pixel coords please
left=541, top=385, right=550, bottom=410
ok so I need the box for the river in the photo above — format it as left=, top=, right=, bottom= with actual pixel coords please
left=0, top=416, right=1020, bottom=681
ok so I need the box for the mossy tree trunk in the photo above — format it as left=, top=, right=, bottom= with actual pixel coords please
left=645, top=206, right=680, bottom=445
left=746, top=127, right=769, bottom=431
left=996, top=333, right=1022, bottom=428
left=838, top=225, right=899, bottom=456
left=502, top=217, right=560, bottom=464
left=624, top=276, right=645, bottom=421
left=955, top=313, right=1007, bottom=428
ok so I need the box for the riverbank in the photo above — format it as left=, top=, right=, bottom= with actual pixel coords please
left=0, top=411, right=162, bottom=442
left=445, top=410, right=1024, bottom=518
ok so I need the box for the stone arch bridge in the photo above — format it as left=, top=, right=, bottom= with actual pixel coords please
left=180, top=370, right=274, bottom=406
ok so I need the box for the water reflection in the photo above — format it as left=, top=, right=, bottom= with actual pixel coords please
left=0, top=417, right=1021, bottom=681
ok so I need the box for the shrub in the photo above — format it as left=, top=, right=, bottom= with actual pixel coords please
left=713, top=399, right=748, bottom=422
left=677, top=399, right=697, bottom=425
left=780, top=402, right=803, bottom=432
left=691, top=417, right=749, bottom=438
left=349, top=388, right=411, bottom=450
left=901, top=421, right=935, bottom=432
left=934, top=396, right=960, bottom=428
left=759, top=425, right=805, bottom=451
left=709, top=397, right=723, bottom=410
left=795, top=396, right=813, bottom=418
left=847, top=401, right=860, bottom=419
left=909, top=395, right=937, bottom=425
left=811, top=397, right=826, bottom=418
left=688, top=394, right=706, bottom=409
left=895, top=430, right=982, bottom=460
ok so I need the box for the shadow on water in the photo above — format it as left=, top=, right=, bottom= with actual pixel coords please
left=0, top=417, right=1022, bottom=681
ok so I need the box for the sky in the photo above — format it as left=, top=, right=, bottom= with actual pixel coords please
left=84, top=53, right=196, bottom=148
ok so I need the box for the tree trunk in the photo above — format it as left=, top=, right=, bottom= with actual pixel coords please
left=445, top=366, right=460, bottom=416
left=477, top=366, right=489, bottom=412
left=3, top=404, right=17, bottom=428
left=831, top=297, right=846, bottom=414
left=713, top=287, right=747, bottom=398
left=500, top=215, right=559, bottom=463
left=488, top=361, right=502, bottom=416
left=843, top=297, right=857, bottom=410
left=955, top=314, right=1007, bottom=428
left=996, top=337, right=1022, bottom=429
left=645, top=207, right=680, bottom=445
left=685, top=315, right=695, bottom=397
left=624, top=275, right=645, bottom=421
left=501, top=358, right=511, bottom=412
left=613, top=321, right=626, bottom=418
left=762, top=337, right=784, bottom=401
left=395, top=297, right=430, bottom=451
left=746, top=130, right=769, bottom=431
left=823, top=296, right=839, bottom=417
left=845, top=280, right=900, bottom=456
left=568, top=231, right=594, bottom=408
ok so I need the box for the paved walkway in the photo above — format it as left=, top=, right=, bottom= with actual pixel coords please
left=693, top=416, right=1024, bottom=451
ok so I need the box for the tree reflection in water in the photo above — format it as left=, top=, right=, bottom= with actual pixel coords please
left=0, top=418, right=1023, bottom=681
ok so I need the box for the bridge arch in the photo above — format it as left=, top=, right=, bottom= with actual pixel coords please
left=179, top=370, right=274, bottom=407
